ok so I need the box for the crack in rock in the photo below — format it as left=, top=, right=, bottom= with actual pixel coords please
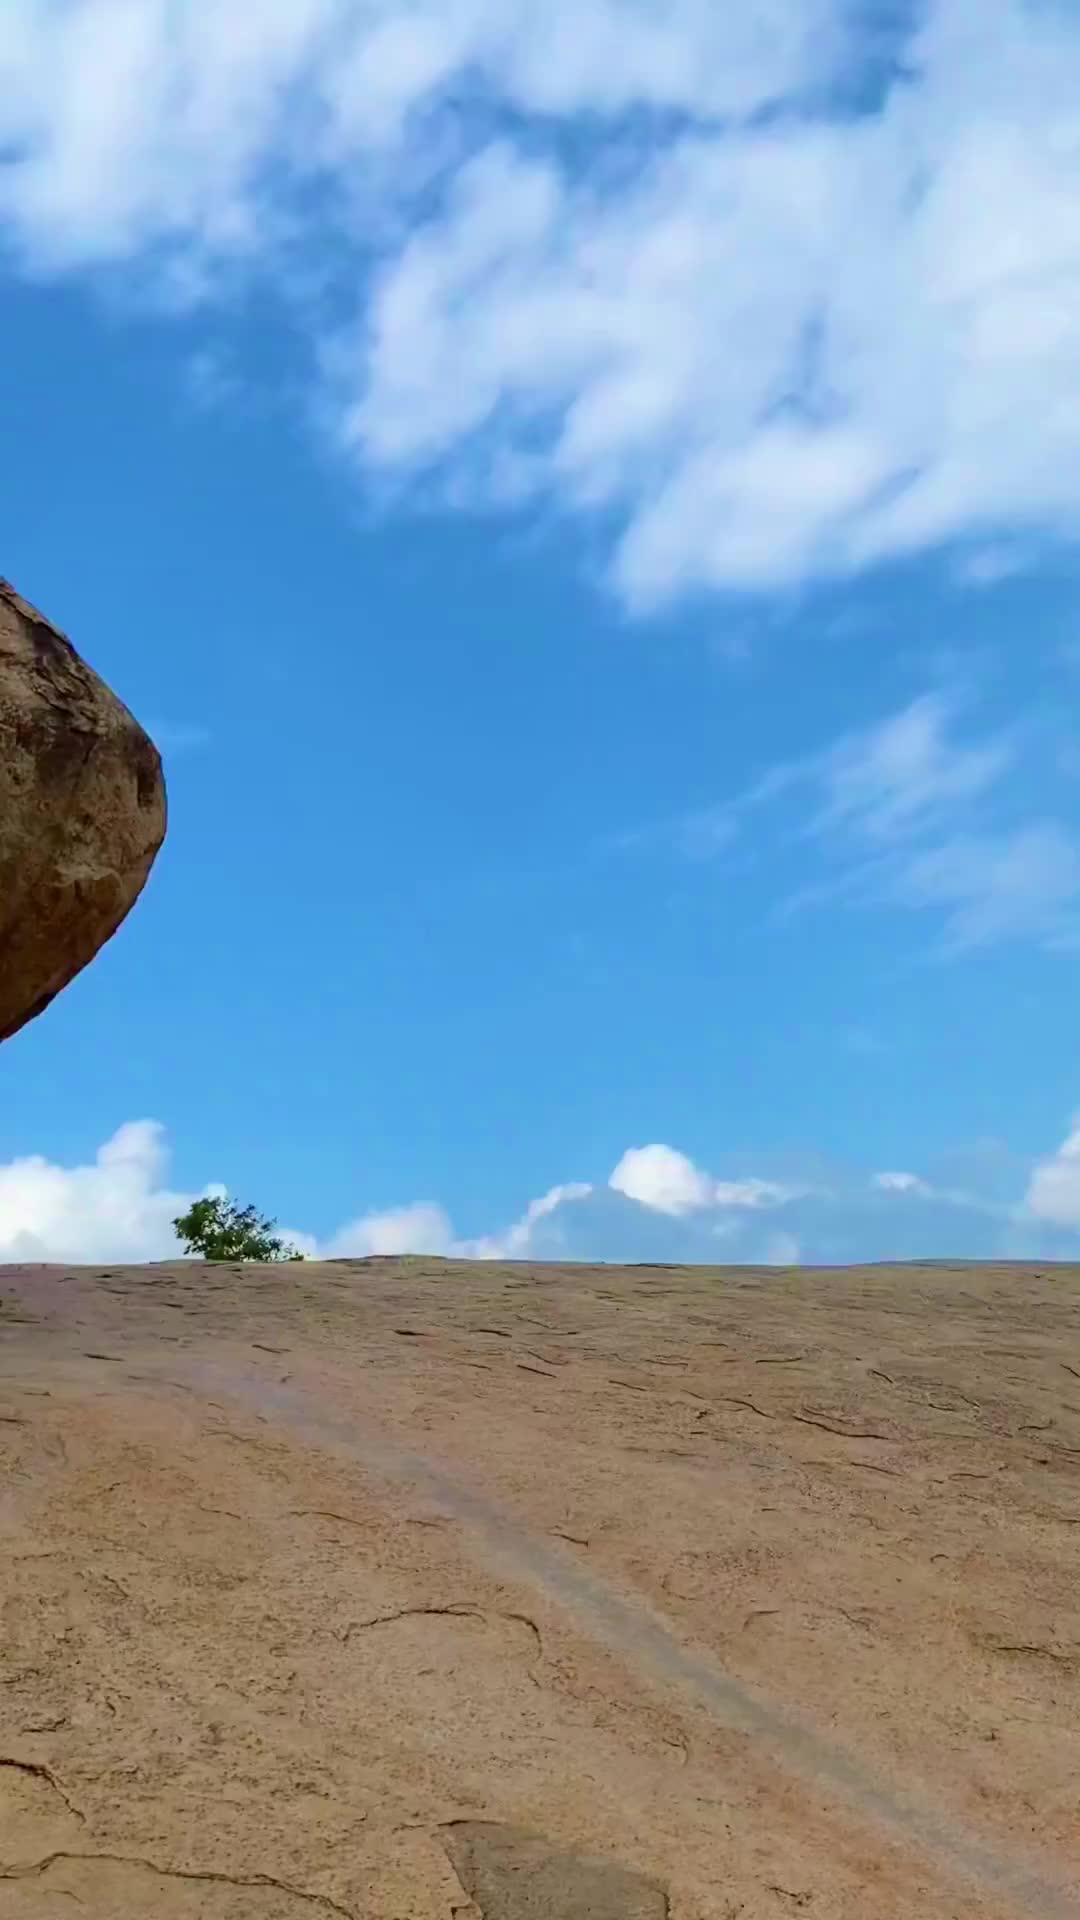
left=341, top=1605, right=543, bottom=1660
left=289, top=1508, right=371, bottom=1531
left=0, top=1757, right=86, bottom=1824
left=716, top=1397, right=890, bottom=1441
left=0, top=1850, right=355, bottom=1916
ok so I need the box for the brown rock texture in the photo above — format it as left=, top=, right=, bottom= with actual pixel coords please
left=0, top=579, right=166, bottom=1043
left=1, top=1255, right=1079, bottom=1918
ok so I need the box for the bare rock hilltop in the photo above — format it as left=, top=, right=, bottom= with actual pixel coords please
left=1, top=1255, right=1077, bottom=1917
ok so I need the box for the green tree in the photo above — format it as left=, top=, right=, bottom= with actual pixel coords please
left=173, top=1195, right=304, bottom=1263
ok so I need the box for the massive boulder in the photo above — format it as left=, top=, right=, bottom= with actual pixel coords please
left=0, top=579, right=167, bottom=1043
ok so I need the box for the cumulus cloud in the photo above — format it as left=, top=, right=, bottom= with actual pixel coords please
left=1025, top=1118, right=1080, bottom=1230
left=0, top=1123, right=588, bottom=1265
left=323, top=1201, right=454, bottom=1257
left=609, top=1144, right=715, bottom=1216
left=0, top=1121, right=212, bottom=1263
left=1, top=1, right=1078, bottom=599
left=2, top=1118, right=1079, bottom=1270
left=609, top=1143, right=791, bottom=1217
left=322, top=1181, right=595, bottom=1259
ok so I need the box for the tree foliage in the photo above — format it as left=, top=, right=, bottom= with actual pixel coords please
left=173, top=1195, right=304, bottom=1263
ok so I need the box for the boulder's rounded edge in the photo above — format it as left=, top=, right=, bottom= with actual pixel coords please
left=0, top=578, right=168, bottom=1043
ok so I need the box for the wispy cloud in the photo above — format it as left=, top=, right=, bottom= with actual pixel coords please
left=625, top=690, right=1080, bottom=954
left=793, top=700, right=1080, bottom=952
left=881, top=822, right=1080, bottom=953
left=808, top=696, right=1012, bottom=846
left=1, top=1, right=1079, bottom=601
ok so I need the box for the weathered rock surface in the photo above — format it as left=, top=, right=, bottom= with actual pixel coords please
left=1, top=1256, right=1078, bottom=1917
left=0, top=579, right=166, bottom=1042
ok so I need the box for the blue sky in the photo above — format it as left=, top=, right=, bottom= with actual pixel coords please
left=2, top=0, right=1080, bottom=1264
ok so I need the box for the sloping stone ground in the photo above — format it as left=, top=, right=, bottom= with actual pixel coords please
left=1, top=1256, right=1078, bottom=1918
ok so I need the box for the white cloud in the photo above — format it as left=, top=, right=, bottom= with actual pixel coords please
left=873, top=1171, right=930, bottom=1196
left=323, top=1181, right=596, bottom=1260
left=0, top=1, right=849, bottom=272
left=609, top=1143, right=791, bottom=1217
left=644, top=690, right=1080, bottom=953
left=0, top=1, right=1078, bottom=599
left=0, top=1122, right=587, bottom=1265
left=813, top=696, right=1012, bottom=846
left=887, top=821, right=1080, bottom=950
left=2, top=1118, right=1079, bottom=1270
left=1024, top=1118, right=1080, bottom=1230
left=461, top=1182, right=595, bottom=1260
left=324, top=1201, right=454, bottom=1256
left=610, top=1143, right=715, bottom=1216
left=807, top=702, right=1080, bottom=948
left=0, top=1121, right=210, bottom=1262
